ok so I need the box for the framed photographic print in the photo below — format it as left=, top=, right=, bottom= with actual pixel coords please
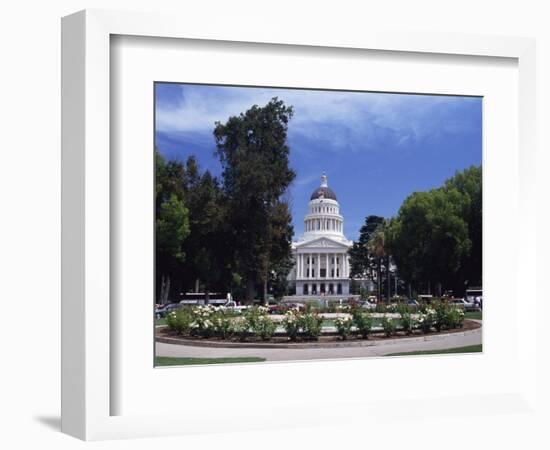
left=62, top=9, right=537, bottom=441
left=152, top=83, right=484, bottom=365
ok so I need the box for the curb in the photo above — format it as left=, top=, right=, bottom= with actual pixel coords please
left=155, top=322, right=482, bottom=350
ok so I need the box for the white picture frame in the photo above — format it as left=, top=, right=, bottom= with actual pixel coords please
left=61, top=9, right=537, bottom=441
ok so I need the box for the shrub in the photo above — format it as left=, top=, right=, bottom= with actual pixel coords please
left=282, top=310, right=301, bottom=341
left=254, top=315, right=277, bottom=341
left=353, top=312, right=374, bottom=339
left=400, top=312, right=414, bottom=335
left=375, top=303, right=387, bottom=313
left=334, top=316, right=353, bottom=340
left=233, top=319, right=249, bottom=342
left=434, top=302, right=448, bottom=332
left=304, top=300, right=319, bottom=314
left=381, top=315, right=396, bottom=337
left=165, top=309, right=192, bottom=335
left=445, top=308, right=465, bottom=329
left=300, top=313, right=323, bottom=340
left=242, top=306, right=275, bottom=340
left=417, top=308, right=436, bottom=333
left=211, top=311, right=234, bottom=339
left=191, top=305, right=216, bottom=337
left=396, top=303, right=411, bottom=316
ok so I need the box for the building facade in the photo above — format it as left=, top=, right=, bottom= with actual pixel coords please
left=289, top=174, right=353, bottom=297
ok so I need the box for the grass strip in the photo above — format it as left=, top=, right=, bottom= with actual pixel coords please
left=155, top=356, right=266, bottom=366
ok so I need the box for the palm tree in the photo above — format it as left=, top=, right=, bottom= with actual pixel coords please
left=367, top=222, right=390, bottom=302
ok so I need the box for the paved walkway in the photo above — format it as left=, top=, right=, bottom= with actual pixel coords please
left=156, top=323, right=482, bottom=361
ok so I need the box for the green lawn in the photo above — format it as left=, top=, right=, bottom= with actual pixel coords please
left=155, top=318, right=167, bottom=326
left=155, top=356, right=266, bottom=366
left=386, top=344, right=482, bottom=357
left=465, top=311, right=482, bottom=320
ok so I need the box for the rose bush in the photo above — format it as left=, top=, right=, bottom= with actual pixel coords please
left=352, top=311, right=374, bottom=339
left=381, top=315, right=396, bottom=337
left=334, top=316, right=353, bottom=340
left=282, top=309, right=301, bottom=341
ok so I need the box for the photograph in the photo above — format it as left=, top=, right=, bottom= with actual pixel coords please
left=153, top=83, right=483, bottom=366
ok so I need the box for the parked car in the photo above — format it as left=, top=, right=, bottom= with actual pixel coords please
left=218, top=300, right=249, bottom=314
left=155, top=302, right=180, bottom=318
left=406, top=299, right=420, bottom=307
left=360, top=300, right=377, bottom=309
left=449, top=298, right=478, bottom=311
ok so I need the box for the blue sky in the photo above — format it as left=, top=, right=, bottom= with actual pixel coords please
left=155, top=83, right=482, bottom=241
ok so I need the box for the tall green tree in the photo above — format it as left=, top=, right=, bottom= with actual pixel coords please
left=263, top=200, right=295, bottom=302
left=182, top=167, right=227, bottom=304
left=155, top=150, right=190, bottom=303
left=386, top=166, right=480, bottom=296
left=348, top=215, right=385, bottom=279
left=444, top=166, right=482, bottom=287
left=214, top=98, right=296, bottom=303
left=367, top=221, right=391, bottom=302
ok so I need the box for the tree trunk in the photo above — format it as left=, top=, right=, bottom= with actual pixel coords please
left=160, top=274, right=171, bottom=304
left=376, top=260, right=381, bottom=302
left=262, top=275, right=268, bottom=305
left=245, top=277, right=255, bottom=304
left=204, top=286, right=210, bottom=305
left=386, top=257, right=391, bottom=302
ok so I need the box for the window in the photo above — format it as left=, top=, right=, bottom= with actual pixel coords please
left=331, top=269, right=334, bottom=277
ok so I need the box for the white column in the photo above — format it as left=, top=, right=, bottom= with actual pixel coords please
left=344, top=255, right=348, bottom=277
left=342, top=254, right=345, bottom=278
left=325, top=253, right=329, bottom=278
left=317, top=253, right=320, bottom=279
left=297, top=254, right=301, bottom=279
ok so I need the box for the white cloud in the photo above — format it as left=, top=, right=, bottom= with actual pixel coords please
left=156, top=85, right=480, bottom=151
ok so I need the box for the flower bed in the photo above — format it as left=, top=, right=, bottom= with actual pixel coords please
left=163, top=303, right=468, bottom=343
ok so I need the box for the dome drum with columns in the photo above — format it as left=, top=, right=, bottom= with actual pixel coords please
left=288, top=173, right=353, bottom=298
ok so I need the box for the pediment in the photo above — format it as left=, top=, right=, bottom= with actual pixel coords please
left=295, top=237, right=350, bottom=249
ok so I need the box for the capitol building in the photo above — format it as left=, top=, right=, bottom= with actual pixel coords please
left=289, top=173, right=353, bottom=297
